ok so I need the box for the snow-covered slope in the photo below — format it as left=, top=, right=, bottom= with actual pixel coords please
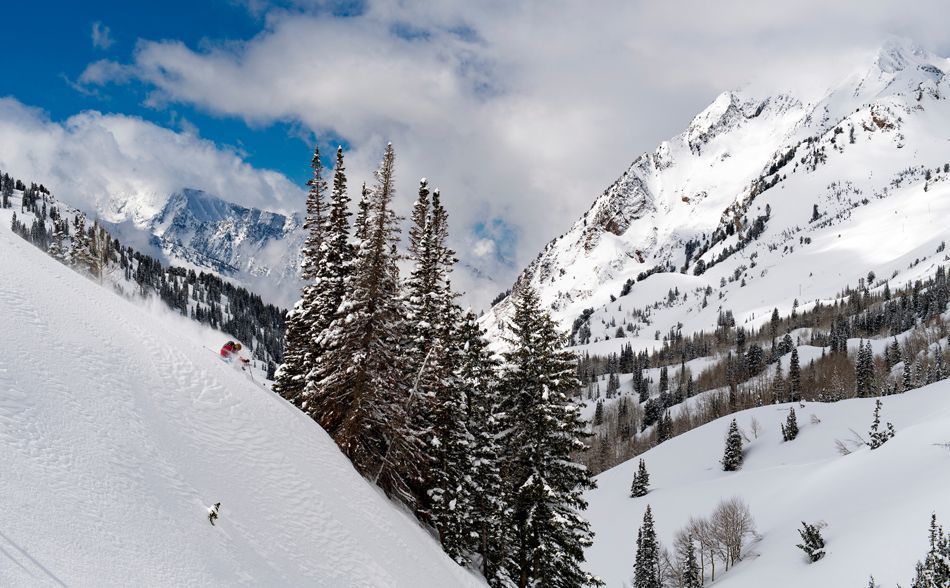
left=585, top=387, right=950, bottom=587
left=484, top=38, right=950, bottom=353
left=102, top=187, right=305, bottom=307
left=0, top=209, right=481, bottom=587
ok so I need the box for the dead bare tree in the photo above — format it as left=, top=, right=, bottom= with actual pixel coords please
left=710, top=496, right=758, bottom=570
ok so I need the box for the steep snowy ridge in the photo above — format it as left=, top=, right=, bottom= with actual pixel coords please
left=485, top=39, right=950, bottom=353
left=0, top=208, right=482, bottom=587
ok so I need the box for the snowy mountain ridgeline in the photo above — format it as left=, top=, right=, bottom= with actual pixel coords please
left=483, top=39, right=950, bottom=353
left=103, top=187, right=305, bottom=307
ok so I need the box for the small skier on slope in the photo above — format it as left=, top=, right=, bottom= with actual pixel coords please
left=208, top=502, right=221, bottom=526
left=220, top=340, right=250, bottom=369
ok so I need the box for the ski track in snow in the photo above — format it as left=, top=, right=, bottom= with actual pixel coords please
left=0, top=214, right=482, bottom=587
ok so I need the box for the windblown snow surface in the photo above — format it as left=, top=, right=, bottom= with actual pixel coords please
left=0, top=211, right=482, bottom=587
left=584, top=388, right=950, bottom=587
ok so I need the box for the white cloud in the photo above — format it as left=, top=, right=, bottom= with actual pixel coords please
left=68, top=1, right=950, bottom=309
left=91, top=21, right=114, bottom=50
left=472, top=238, right=496, bottom=259
left=0, top=97, right=303, bottom=221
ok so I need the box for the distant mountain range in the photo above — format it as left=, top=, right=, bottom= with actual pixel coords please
left=482, top=38, right=950, bottom=352
left=101, top=187, right=305, bottom=307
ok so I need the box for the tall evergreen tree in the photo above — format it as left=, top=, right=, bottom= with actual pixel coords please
left=47, top=217, right=67, bottom=261
left=273, top=145, right=328, bottom=405
left=682, top=538, right=702, bottom=588
left=427, top=304, right=475, bottom=563
left=499, top=286, right=600, bottom=587
left=633, top=505, right=661, bottom=588
left=772, top=359, right=785, bottom=404
left=70, top=214, right=96, bottom=273
left=307, top=144, right=415, bottom=504
left=656, top=410, right=673, bottom=443
left=910, top=513, right=950, bottom=588
left=301, top=146, right=328, bottom=281
left=301, top=146, right=354, bottom=405
left=593, top=400, right=604, bottom=426
left=855, top=340, right=875, bottom=398
left=399, top=179, right=464, bottom=520
left=721, top=418, right=744, bottom=471
left=788, top=347, right=801, bottom=401
left=318, top=146, right=354, bottom=326
left=456, top=312, right=509, bottom=583
left=353, top=182, right=371, bottom=243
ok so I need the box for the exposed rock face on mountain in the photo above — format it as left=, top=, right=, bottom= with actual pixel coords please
left=484, top=39, right=950, bottom=351
left=102, top=187, right=304, bottom=307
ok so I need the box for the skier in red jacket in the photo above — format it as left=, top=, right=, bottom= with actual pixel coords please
left=220, top=340, right=250, bottom=367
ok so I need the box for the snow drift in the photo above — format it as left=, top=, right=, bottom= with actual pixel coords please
left=585, top=386, right=950, bottom=586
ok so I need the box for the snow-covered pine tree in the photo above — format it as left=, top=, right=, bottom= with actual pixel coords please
left=273, top=145, right=328, bottom=405
left=426, top=303, right=476, bottom=564
left=70, top=214, right=96, bottom=273
left=399, top=179, right=467, bottom=524
left=315, top=146, right=354, bottom=335
left=933, top=346, right=945, bottom=382
left=300, top=147, right=354, bottom=406
left=633, top=505, right=661, bottom=588
left=788, top=347, right=801, bottom=401
left=855, top=341, right=875, bottom=398
left=682, top=538, right=702, bottom=588
left=656, top=410, right=673, bottom=443
left=499, top=286, right=600, bottom=587
left=796, top=521, right=826, bottom=562
left=47, top=217, right=67, bottom=262
left=910, top=513, right=950, bottom=587
left=630, top=459, right=650, bottom=498
left=781, top=406, right=799, bottom=441
left=308, top=144, right=415, bottom=504
left=88, top=219, right=112, bottom=282
left=301, top=146, right=329, bottom=281
left=593, top=399, right=604, bottom=426
left=772, top=359, right=785, bottom=404
left=867, top=399, right=896, bottom=449
left=398, top=178, right=437, bottom=462
left=721, top=418, right=743, bottom=471
left=454, top=312, right=509, bottom=584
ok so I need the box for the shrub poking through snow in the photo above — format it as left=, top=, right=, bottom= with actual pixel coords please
left=868, top=399, right=896, bottom=449
left=796, top=521, right=826, bottom=562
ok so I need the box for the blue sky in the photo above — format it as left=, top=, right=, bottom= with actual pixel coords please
left=2, top=1, right=324, bottom=186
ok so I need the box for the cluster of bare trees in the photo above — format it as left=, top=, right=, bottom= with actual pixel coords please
left=663, top=497, right=758, bottom=586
